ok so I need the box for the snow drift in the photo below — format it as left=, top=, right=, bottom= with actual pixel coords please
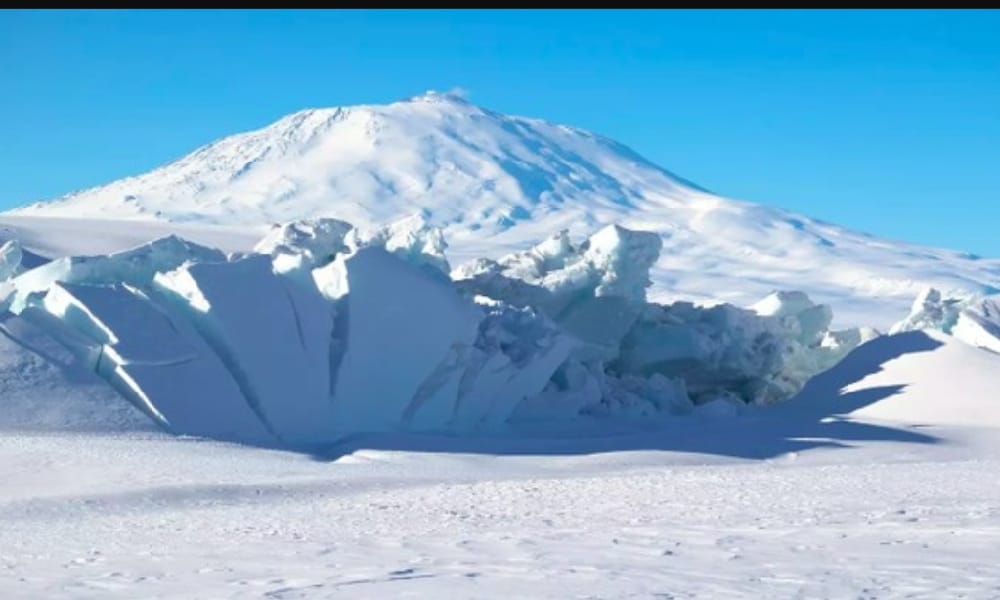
left=781, top=329, right=1000, bottom=429
left=0, top=216, right=873, bottom=448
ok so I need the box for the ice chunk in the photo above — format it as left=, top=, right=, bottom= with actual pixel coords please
left=8, top=235, right=226, bottom=313
left=20, top=281, right=275, bottom=445
left=753, top=292, right=833, bottom=345
left=396, top=298, right=575, bottom=432
left=752, top=290, right=833, bottom=345
left=0, top=240, right=25, bottom=309
left=556, top=295, right=642, bottom=358
left=453, top=230, right=576, bottom=288
left=459, top=229, right=859, bottom=409
left=254, top=218, right=354, bottom=275
left=512, top=360, right=607, bottom=423
left=0, top=313, right=152, bottom=433
left=0, top=219, right=874, bottom=445
left=693, top=395, right=743, bottom=418
left=396, top=310, right=574, bottom=432
left=751, top=290, right=816, bottom=319
left=599, top=372, right=693, bottom=417
left=619, top=302, right=786, bottom=404
left=890, top=287, right=1000, bottom=354
left=348, top=214, right=451, bottom=275
left=619, top=294, right=866, bottom=406
left=456, top=225, right=661, bottom=357
left=328, top=246, right=482, bottom=433
left=457, top=225, right=662, bottom=310
left=0, top=239, right=23, bottom=280
left=153, top=254, right=338, bottom=447
left=890, top=288, right=962, bottom=334
left=452, top=300, right=577, bottom=429
left=579, top=224, right=662, bottom=302
left=952, top=308, right=1000, bottom=354
left=745, top=292, right=875, bottom=398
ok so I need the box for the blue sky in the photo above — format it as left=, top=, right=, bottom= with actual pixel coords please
left=2, top=9, right=998, bottom=255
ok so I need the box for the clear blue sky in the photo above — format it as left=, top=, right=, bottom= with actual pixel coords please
left=2, top=9, right=998, bottom=255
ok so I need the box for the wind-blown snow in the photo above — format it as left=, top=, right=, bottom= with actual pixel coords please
left=5, top=91, right=997, bottom=329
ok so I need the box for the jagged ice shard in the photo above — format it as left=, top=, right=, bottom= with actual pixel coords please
left=0, top=215, right=872, bottom=447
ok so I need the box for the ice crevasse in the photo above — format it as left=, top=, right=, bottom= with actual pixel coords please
left=0, top=216, right=873, bottom=449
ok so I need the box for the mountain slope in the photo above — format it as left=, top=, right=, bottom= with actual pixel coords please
left=8, top=91, right=999, bottom=328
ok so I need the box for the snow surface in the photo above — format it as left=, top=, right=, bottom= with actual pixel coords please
left=2, top=326, right=1000, bottom=598
left=5, top=91, right=998, bottom=329
left=781, top=329, right=1000, bottom=428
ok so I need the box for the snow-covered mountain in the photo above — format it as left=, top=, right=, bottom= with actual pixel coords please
left=6, top=91, right=1000, bottom=598
left=8, top=90, right=999, bottom=328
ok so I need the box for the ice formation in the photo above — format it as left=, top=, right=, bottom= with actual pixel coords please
left=0, top=239, right=23, bottom=281
left=891, top=288, right=1000, bottom=354
left=4, top=235, right=225, bottom=313
left=254, top=218, right=353, bottom=276
left=455, top=232, right=869, bottom=407
left=0, top=312, right=153, bottom=433
left=0, top=216, right=874, bottom=448
left=153, top=255, right=338, bottom=446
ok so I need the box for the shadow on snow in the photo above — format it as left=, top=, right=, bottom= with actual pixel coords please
left=312, top=331, right=944, bottom=462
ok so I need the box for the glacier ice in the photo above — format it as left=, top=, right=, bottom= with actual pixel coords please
left=0, top=239, right=23, bottom=281
left=254, top=217, right=353, bottom=277
left=6, top=235, right=226, bottom=314
left=891, top=287, right=1000, bottom=354
left=153, top=254, right=338, bottom=447
left=454, top=225, right=661, bottom=358
left=325, top=246, right=481, bottom=433
left=458, top=232, right=867, bottom=407
left=18, top=281, right=275, bottom=445
left=349, top=213, right=452, bottom=276
left=453, top=225, right=661, bottom=309
left=453, top=298, right=577, bottom=429
left=0, top=313, right=152, bottom=433
left=0, top=217, right=874, bottom=447
left=615, top=298, right=860, bottom=406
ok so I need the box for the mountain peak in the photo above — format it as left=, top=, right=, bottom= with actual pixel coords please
left=8, top=94, right=701, bottom=234
left=6, top=96, right=998, bottom=330
left=404, top=89, right=472, bottom=105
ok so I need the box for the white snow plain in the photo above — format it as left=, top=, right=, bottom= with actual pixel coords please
left=1, top=216, right=1000, bottom=598
left=6, top=91, right=1000, bottom=330
left=1, top=331, right=1000, bottom=598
